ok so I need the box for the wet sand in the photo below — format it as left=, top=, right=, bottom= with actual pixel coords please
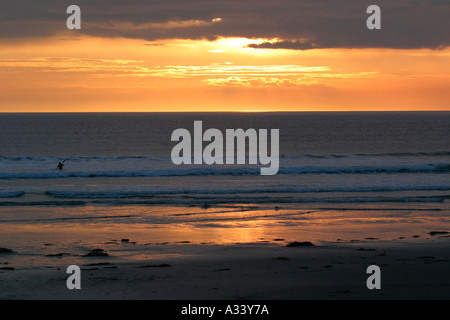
left=1, top=233, right=449, bottom=300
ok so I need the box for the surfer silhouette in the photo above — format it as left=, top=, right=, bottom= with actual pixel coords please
left=57, top=161, right=64, bottom=170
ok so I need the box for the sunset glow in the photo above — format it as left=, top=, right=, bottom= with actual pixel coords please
left=0, top=1, right=448, bottom=112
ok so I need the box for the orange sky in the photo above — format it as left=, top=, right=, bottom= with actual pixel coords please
left=0, top=35, right=449, bottom=112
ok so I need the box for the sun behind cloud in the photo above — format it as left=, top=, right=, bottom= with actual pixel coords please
left=0, top=0, right=449, bottom=112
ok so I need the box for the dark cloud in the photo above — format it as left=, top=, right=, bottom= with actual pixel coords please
left=247, top=40, right=318, bottom=50
left=0, top=0, right=448, bottom=49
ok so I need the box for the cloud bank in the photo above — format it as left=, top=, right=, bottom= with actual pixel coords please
left=0, top=0, right=448, bottom=49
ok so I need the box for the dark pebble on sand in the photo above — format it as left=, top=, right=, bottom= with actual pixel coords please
left=137, top=264, right=171, bottom=268
left=285, top=241, right=315, bottom=247
left=417, top=256, right=436, bottom=260
left=0, top=248, right=14, bottom=253
left=0, top=267, right=15, bottom=270
left=46, top=253, right=70, bottom=257
left=84, top=249, right=109, bottom=257
left=429, top=231, right=449, bottom=236
left=121, top=239, right=129, bottom=242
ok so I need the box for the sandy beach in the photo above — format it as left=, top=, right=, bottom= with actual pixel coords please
left=1, top=211, right=449, bottom=300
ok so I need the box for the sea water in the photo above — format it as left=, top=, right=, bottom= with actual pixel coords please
left=0, top=112, right=449, bottom=207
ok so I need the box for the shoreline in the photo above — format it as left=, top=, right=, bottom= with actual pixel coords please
left=1, top=234, right=449, bottom=300
left=1, top=203, right=449, bottom=300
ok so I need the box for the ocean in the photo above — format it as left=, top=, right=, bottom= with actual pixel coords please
left=0, top=112, right=449, bottom=246
left=1, top=112, right=449, bottom=204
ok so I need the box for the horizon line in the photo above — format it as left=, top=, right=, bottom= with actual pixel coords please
left=1, top=110, right=449, bottom=114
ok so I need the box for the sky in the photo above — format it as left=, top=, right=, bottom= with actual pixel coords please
left=0, top=0, right=449, bottom=112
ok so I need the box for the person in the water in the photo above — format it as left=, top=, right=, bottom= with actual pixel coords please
left=57, top=162, right=64, bottom=170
